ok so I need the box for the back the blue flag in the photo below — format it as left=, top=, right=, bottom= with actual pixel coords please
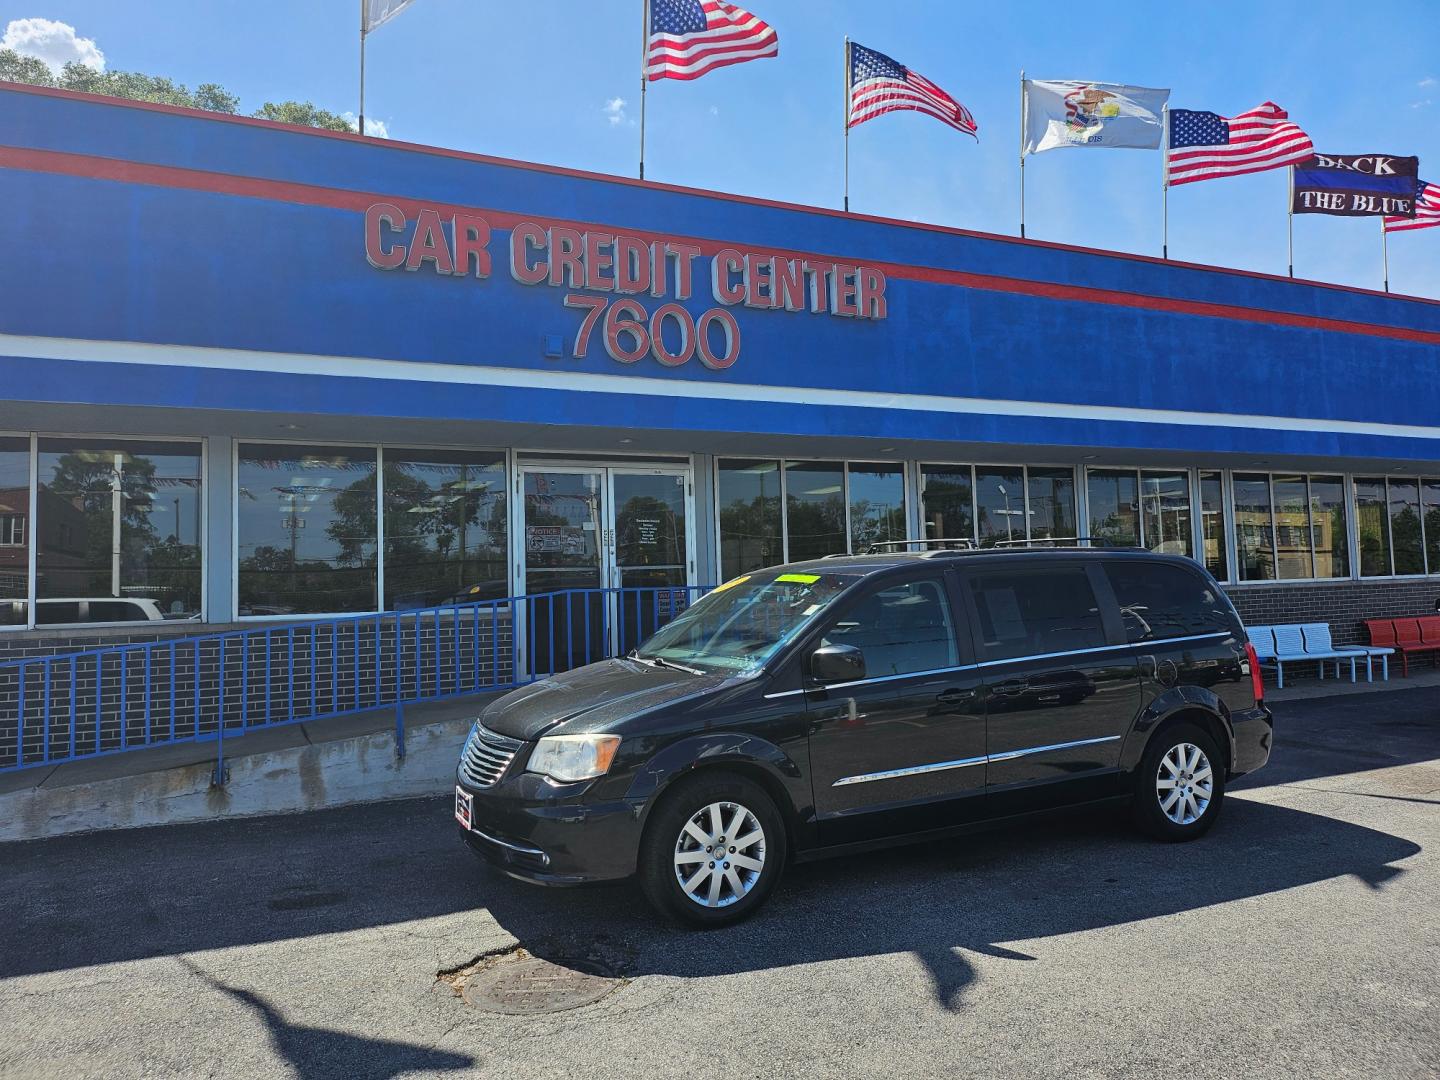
left=1292, top=153, right=1420, bottom=217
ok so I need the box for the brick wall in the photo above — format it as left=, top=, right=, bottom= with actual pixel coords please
left=1223, top=578, right=1440, bottom=645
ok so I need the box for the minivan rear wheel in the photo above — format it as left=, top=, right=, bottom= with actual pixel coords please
left=1132, top=722, right=1225, bottom=841
left=639, top=771, right=786, bottom=927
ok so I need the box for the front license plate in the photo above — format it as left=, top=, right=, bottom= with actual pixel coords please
left=454, top=786, right=473, bottom=830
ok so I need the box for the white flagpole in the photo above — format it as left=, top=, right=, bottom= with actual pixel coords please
left=1019, top=70, right=1026, bottom=238
left=639, top=0, right=649, bottom=179
left=843, top=37, right=851, bottom=212
left=1161, top=103, right=1169, bottom=259
left=1382, top=217, right=1390, bottom=293
left=1287, top=165, right=1295, bottom=278
left=359, top=0, right=367, bottom=137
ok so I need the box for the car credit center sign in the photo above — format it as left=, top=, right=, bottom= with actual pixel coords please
left=364, top=204, right=888, bottom=371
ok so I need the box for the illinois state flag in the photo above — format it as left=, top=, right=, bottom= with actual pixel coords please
left=1023, top=80, right=1169, bottom=155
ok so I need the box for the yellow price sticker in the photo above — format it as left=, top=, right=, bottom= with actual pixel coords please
left=775, top=572, right=820, bottom=584
left=711, top=575, right=750, bottom=594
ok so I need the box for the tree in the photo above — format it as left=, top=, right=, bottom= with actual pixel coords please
left=0, top=48, right=356, bottom=133
left=251, top=100, right=355, bottom=133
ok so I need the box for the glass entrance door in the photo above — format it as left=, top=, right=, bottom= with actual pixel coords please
left=518, top=465, right=694, bottom=674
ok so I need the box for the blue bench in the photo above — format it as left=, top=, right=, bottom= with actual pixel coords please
left=1248, top=623, right=1372, bottom=687
left=1302, top=622, right=1391, bottom=682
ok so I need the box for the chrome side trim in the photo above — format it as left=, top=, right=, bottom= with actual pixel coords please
left=833, top=754, right=988, bottom=787
left=975, top=633, right=1229, bottom=669
left=831, top=734, right=1122, bottom=787
left=985, top=734, right=1122, bottom=763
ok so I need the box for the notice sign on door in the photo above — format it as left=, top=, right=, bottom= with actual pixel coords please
left=526, top=526, right=587, bottom=555
left=635, top=518, right=660, bottom=546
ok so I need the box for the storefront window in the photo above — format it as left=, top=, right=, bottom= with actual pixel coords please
left=0, top=437, right=29, bottom=626
left=1198, top=471, right=1228, bottom=581
left=717, top=459, right=782, bottom=580
left=847, top=463, right=906, bottom=553
left=1388, top=478, right=1424, bottom=575
left=1087, top=469, right=1140, bottom=547
left=784, top=461, right=846, bottom=563
left=1232, top=474, right=1276, bottom=581
left=1308, top=476, right=1348, bottom=579
left=975, top=467, right=1026, bottom=547
left=383, top=450, right=507, bottom=608
left=33, top=439, right=203, bottom=623
left=1270, top=475, right=1313, bottom=579
left=1423, top=480, right=1440, bottom=576
left=1026, top=467, right=1076, bottom=542
left=237, top=444, right=377, bottom=615
left=1355, top=478, right=1390, bottom=577
left=920, top=464, right=973, bottom=544
left=1140, top=472, right=1193, bottom=558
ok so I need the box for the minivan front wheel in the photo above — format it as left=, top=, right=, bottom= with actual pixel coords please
left=1133, top=723, right=1226, bottom=840
left=639, top=772, right=786, bottom=927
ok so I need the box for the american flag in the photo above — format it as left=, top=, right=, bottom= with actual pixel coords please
left=1166, top=102, right=1312, bottom=186
left=1385, top=180, right=1440, bottom=234
left=646, top=0, right=778, bottom=83
left=848, top=42, right=977, bottom=138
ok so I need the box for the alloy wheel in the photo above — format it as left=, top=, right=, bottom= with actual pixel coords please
left=1156, top=742, right=1214, bottom=826
left=672, top=800, right=766, bottom=908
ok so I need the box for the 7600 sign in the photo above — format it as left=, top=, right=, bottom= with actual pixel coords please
left=563, top=295, right=739, bottom=369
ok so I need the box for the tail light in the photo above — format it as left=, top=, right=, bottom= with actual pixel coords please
left=1244, top=641, right=1264, bottom=703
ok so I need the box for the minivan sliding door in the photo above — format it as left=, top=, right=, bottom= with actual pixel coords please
left=960, top=563, right=1139, bottom=814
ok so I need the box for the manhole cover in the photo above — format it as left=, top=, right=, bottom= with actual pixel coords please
left=459, top=954, right=623, bottom=1015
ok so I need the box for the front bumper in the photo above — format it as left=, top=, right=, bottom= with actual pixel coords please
left=1230, top=704, right=1274, bottom=777
left=456, top=767, right=643, bottom=885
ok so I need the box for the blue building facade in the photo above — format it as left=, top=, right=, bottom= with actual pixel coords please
left=4, top=81, right=1440, bottom=653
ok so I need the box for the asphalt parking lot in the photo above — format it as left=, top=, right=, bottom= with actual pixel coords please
left=1, top=688, right=1437, bottom=1080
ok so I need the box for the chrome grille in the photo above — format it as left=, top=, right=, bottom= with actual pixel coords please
left=459, top=724, right=522, bottom=788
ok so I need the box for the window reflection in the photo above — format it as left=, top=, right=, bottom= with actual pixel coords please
left=1026, top=467, right=1076, bottom=543
left=1270, top=475, right=1313, bottom=579
left=1308, top=476, right=1348, bottom=579
left=717, top=459, right=782, bottom=580
left=784, top=461, right=846, bottom=562
left=920, top=464, right=974, bottom=544
left=1198, top=471, right=1228, bottom=581
left=1423, top=480, right=1440, bottom=576
left=0, top=437, right=29, bottom=626
left=35, top=439, right=203, bottom=622
left=975, top=467, right=1025, bottom=547
left=1232, top=474, right=1276, bottom=581
left=1087, top=469, right=1140, bottom=547
left=384, top=450, right=507, bottom=608
left=1388, top=478, right=1424, bottom=575
left=847, top=463, right=905, bottom=553
left=1354, top=478, right=1390, bottom=577
left=237, top=444, right=377, bottom=615
left=1140, top=472, right=1192, bottom=558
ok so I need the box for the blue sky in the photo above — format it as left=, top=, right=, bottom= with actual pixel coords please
left=7, top=0, right=1440, bottom=296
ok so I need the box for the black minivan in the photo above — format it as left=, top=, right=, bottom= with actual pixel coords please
left=454, top=547, right=1272, bottom=926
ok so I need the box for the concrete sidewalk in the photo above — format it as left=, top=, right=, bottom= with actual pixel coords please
left=0, top=693, right=501, bottom=843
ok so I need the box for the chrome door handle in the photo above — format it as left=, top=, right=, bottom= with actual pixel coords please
left=936, top=688, right=975, bottom=706
left=990, top=680, right=1029, bottom=698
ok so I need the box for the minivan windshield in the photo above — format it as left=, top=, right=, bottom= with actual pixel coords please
left=634, top=570, right=856, bottom=674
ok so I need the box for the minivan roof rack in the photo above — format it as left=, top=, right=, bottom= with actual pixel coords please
left=854, top=536, right=1149, bottom=556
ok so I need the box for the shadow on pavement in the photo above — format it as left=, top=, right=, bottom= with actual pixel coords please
left=0, top=688, right=1430, bottom=1012
left=177, top=957, right=474, bottom=1079
left=485, top=796, right=1419, bottom=1010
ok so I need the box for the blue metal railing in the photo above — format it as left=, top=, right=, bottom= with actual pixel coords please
left=0, top=585, right=711, bottom=779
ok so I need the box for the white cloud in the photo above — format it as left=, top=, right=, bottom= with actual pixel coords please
left=603, top=97, right=627, bottom=126
left=343, top=112, right=390, bottom=137
left=2, top=18, right=104, bottom=73
left=1420, top=76, right=1437, bottom=88
left=1411, top=99, right=1433, bottom=110
left=709, top=105, right=719, bottom=116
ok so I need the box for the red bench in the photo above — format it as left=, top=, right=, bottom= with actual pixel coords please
left=1365, top=617, right=1440, bottom=676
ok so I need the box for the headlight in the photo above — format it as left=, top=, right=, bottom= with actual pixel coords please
left=526, top=733, right=621, bottom=784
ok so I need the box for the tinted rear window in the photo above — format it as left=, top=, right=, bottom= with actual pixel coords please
left=967, top=568, right=1106, bottom=661
left=1104, top=561, right=1234, bottom=643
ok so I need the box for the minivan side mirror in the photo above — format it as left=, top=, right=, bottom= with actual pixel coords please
left=811, top=643, right=866, bottom=684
